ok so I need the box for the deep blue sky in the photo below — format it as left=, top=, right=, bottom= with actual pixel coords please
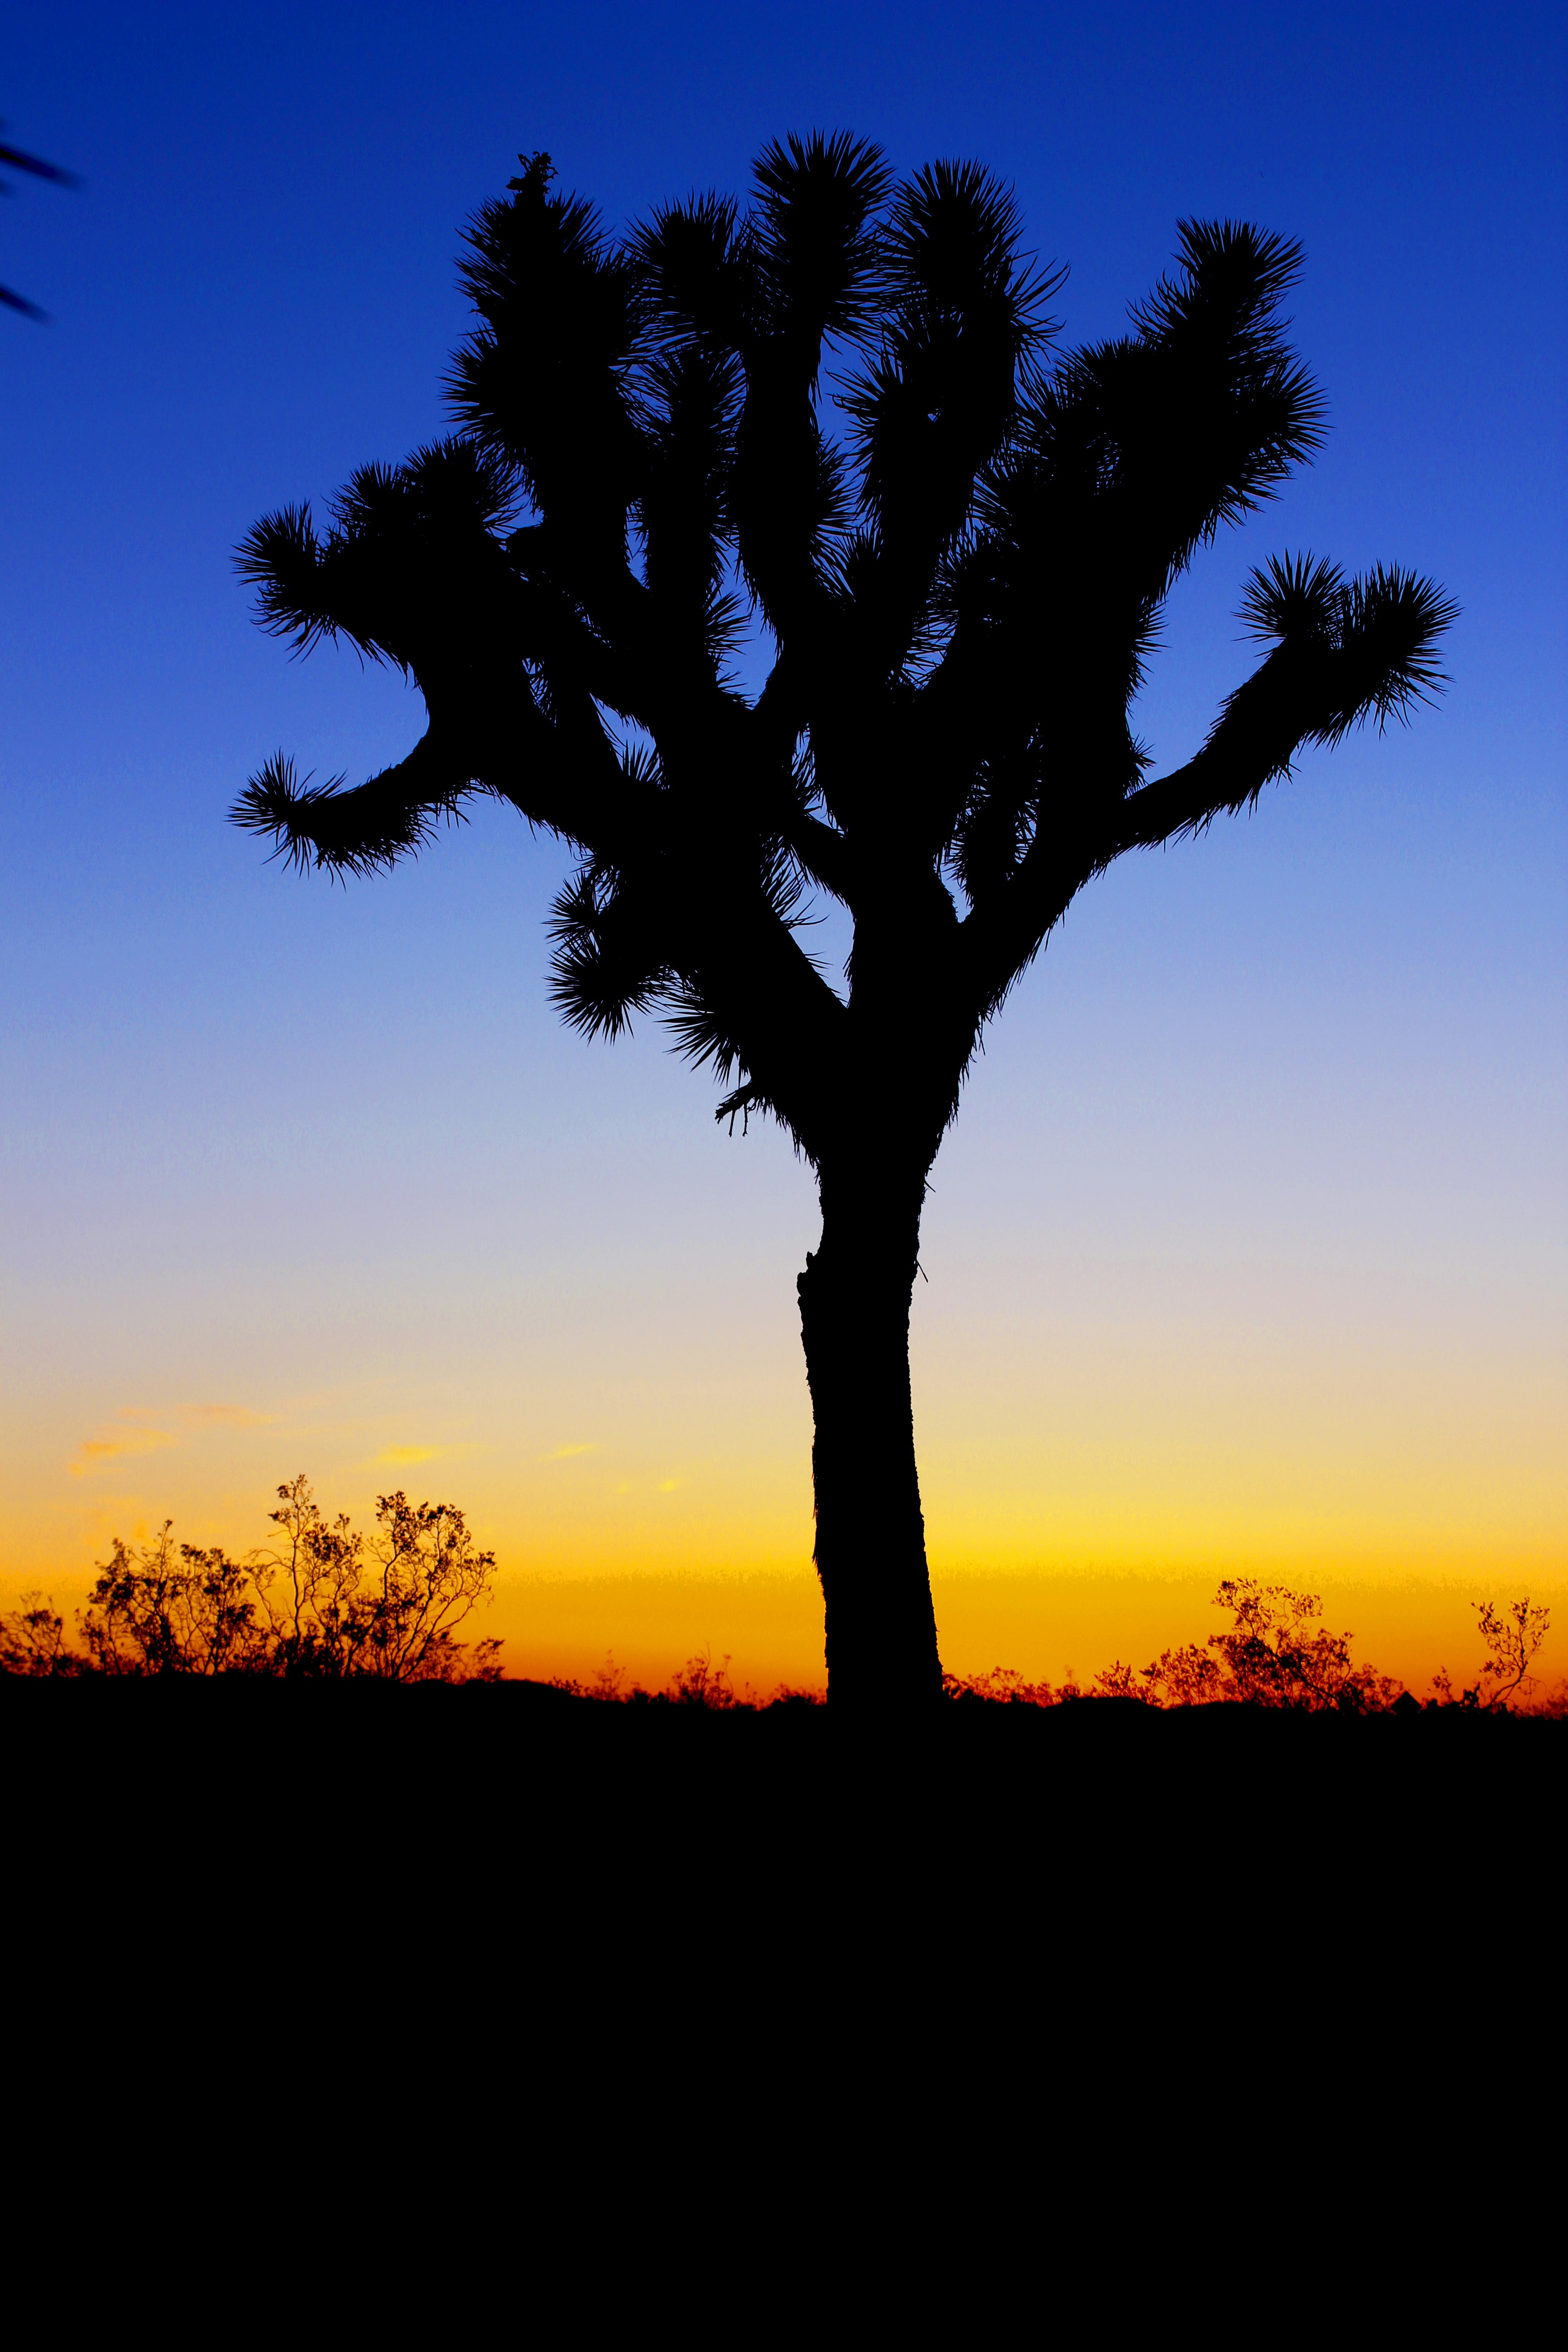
left=2, top=3, right=1564, bottom=1641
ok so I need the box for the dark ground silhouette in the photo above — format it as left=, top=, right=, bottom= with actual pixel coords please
left=15, top=1501, right=1558, bottom=2051
left=6, top=1547, right=1558, bottom=2017
left=6, top=1671, right=1560, bottom=1975
left=230, top=134, right=1456, bottom=1708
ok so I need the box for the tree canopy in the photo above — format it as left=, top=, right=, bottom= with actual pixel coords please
left=234, top=137, right=1453, bottom=1166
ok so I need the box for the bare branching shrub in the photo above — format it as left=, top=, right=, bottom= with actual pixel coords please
left=1137, top=1642, right=1227, bottom=1708
left=589, top=1652, right=630, bottom=1702
left=337, top=1488, right=502, bottom=1683
left=1430, top=1598, right=1551, bottom=1713
left=949, top=1582, right=1404, bottom=1711
left=2, top=1476, right=500, bottom=1682
left=944, top=1666, right=1064, bottom=1706
left=253, top=1475, right=365, bottom=1675
left=252, top=1475, right=504, bottom=1680
left=1141, top=1579, right=1406, bottom=1713
left=0, top=1593, right=80, bottom=1677
left=667, top=1648, right=739, bottom=1709
left=1092, top=1661, right=1145, bottom=1700
left=80, top=1524, right=273, bottom=1676
left=549, top=1647, right=823, bottom=1708
left=548, top=1651, right=632, bottom=1700
left=944, top=1583, right=1554, bottom=1716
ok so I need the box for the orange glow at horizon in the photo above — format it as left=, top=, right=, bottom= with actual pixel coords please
left=7, top=1355, right=1563, bottom=1702
left=6, top=906, right=1562, bottom=1705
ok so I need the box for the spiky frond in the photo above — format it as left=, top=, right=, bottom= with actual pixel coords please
left=1098, top=557, right=1461, bottom=850
left=661, top=980, right=745, bottom=1083
left=229, top=751, right=467, bottom=876
left=447, top=151, right=649, bottom=544
left=236, top=505, right=338, bottom=656
left=905, top=217, right=1332, bottom=889
left=629, top=193, right=752, bottom=352
left=1325, top=565, right=1458, bottom=733
left=1241, top=553, right=1458, bottom=737
left=236, top=439, right=521, bottom=670
left=546, top=859, right=670, bottom=1039
left=749, top=131, right=891, bottom=357
left=1133, top=220, right=1308, bottom=358
left=840, top=160, right=1060, bottom=636
left=977, top=223, right=1323, bottom=604
left=634, top=344, right=743, bottom=661
left=1238, top=548, right=1345, bottom=643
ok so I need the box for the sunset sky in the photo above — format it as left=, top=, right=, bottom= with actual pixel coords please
left=3, top=1, right=1563, bottom=1695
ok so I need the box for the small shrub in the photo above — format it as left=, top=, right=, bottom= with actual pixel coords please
left=668, top=1648, right=739, bottom=1708
left=1430, top=1597, right=1551, bottom=1712
left=1142, top=1580, right=1403, bottom=1713
left=2, top=1475, right=501, bottom=1682
left=944, top=1666, right=1062, bottom=1706
left=0, top=1593, right=81, bottom=1678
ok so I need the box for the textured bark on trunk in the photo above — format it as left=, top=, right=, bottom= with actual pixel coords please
left=797, top=1156, right=943, bottom=1708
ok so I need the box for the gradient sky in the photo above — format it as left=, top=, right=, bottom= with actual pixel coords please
left=3, top=1, right=1564, bottom=1694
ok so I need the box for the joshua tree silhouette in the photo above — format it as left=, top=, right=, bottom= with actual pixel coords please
left=235, top=136, right=1455, bottom=1707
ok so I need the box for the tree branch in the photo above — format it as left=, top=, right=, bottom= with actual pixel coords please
left=959, top=559, right=1457, bottom=1022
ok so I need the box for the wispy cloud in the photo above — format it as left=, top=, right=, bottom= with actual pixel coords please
left=69, top=1401, right=272, bottom=1476
left=71, top=1427, right=178, bottom=1475
left=537, top=1442, right=600, bottom=1465
left=373, top=1442, right=479, bottom=1468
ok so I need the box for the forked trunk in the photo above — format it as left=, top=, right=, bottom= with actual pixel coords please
left=797, top=1155, right=943, bottom=1708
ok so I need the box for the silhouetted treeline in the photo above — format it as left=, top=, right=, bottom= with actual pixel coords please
left=545, top=1579, right=1559, bottom=1715
left=2, top=1490, right=1557, bottom=1713
left=941, top=1581, right=1559, bottom=1715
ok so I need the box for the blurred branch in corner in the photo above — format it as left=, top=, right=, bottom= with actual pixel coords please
left=2, top=122, right=82, bottom=320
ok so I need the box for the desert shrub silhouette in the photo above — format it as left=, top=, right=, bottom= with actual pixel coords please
left=1137, top=1578, right=1405, bottom=1713
left=254, top=1475, right=502, bottom=1681
left=0, top=1593, right=81, bottom=1677
left=943, top=1664, right=1073, bottom=1705
left=1430, top=1597, right=1552, bottom=1713
left=942, top=1579, right=1553, bottom=1715
left=78, top=1520, right=274, bottom=1676
left=231, top=135, right=1455, bottom=1707
left=549, top=1646, right=824, bottom=1710
left=0, top=1477, right=501, bottom=1682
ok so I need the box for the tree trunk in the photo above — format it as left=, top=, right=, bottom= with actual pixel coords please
left=797, top=1154, right=943, bottom=1707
